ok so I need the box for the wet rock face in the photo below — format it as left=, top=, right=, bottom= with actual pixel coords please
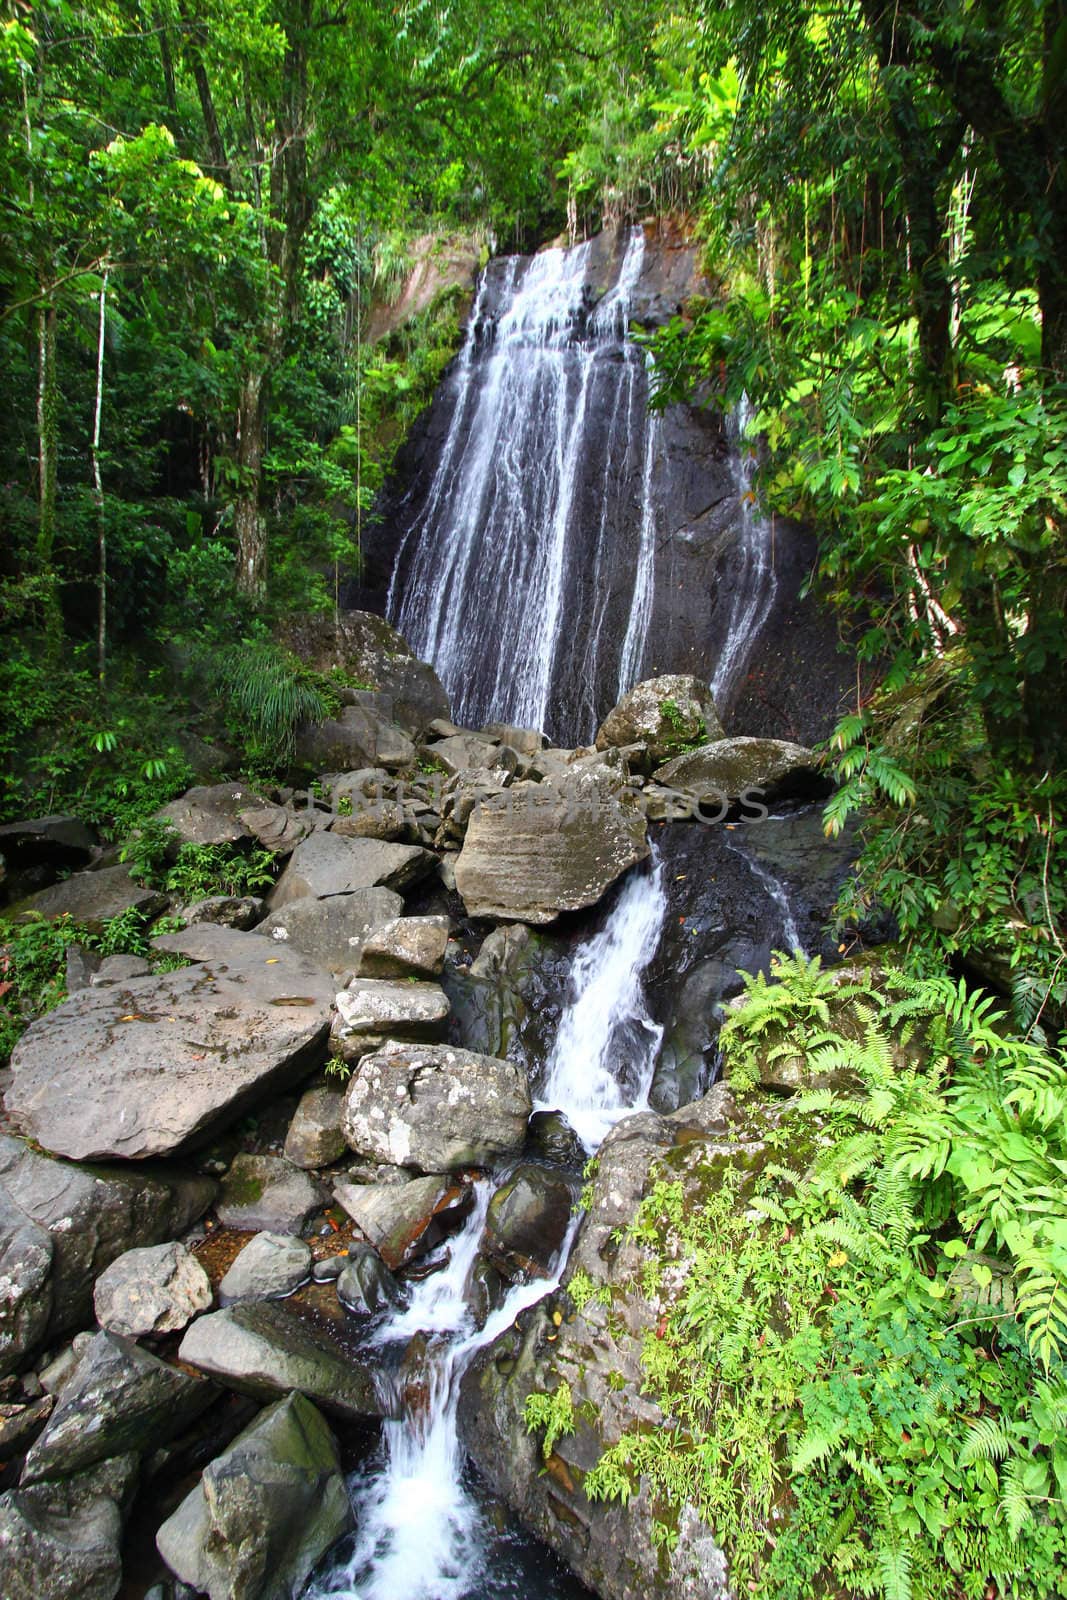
left=341, top=1041, right=531, bottom=1173
left=156, top=1393, right=353, bottom=1600
left=4, top=941, right=333, bottom=1162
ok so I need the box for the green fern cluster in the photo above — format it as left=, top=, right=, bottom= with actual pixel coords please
left=582, top=954, right=1067, bottom=1600
left=192, top=638, right=335, bottom=765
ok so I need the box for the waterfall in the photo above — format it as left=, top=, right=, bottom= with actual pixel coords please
left=726, top=842, right=805, bottom=955
left=307, top=859, right=667, bottom=1600
left=709, top=395, right=778, bottom=706
left=537, top=852, right=667, bottom=1149
left=387, top=227, right=656, bottom=743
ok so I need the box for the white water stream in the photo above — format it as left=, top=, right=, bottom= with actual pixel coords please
left=710, top=395, right=779, bottom=706
left=307, top=858, right=668, bottom=1600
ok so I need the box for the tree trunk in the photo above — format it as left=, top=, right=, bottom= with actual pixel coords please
left=36, top=298, right=62, bottom=650
left=92, top=271, right=109, bottom=686
left=234, top=364, right=268, bottom=600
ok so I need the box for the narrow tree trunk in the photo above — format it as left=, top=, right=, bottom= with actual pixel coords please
left=234, top=364, right=267, bottom=600
left=92, top=270, right=109, bottom=686
left=36, top=298, right=62, bottom=650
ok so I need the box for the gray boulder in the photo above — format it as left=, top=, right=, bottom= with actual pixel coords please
left=333, top=1174, right=473, bottom=1270
left=268, top=831, right=435, bottom=908
left=6, top=864, right=166, bottom=926
left=423, top=732, right=501, bottom=776
left=283, top=1085, right=347, bottom=1169
left=595, top=675, right=724, bottom=768
left=482, top=723, right=545, bottom=757
left=237, top=801, right=314, bottom=856
left=218, top=1233, right=312, bottom=1305
left=156, top=1393, right=353, bottom=1600
left=279, top=609, right=449, bottom=738
left=342, top=1042, right=531, bottom=1172
left=22, top=1332, right=215, bottom=1483
left=216, top=1155, right=327, bottom=1235
left=333, top=978, right=450, bottom=1061
left=255, top=886, right=402, bottom=970
left=484, top=1165, right=573, bottom=1280
left=336, top=1245, right=403, bottom=1315
left=5, top=940, right=333, bottom=1162
left=0, top=1135, right=213, bottom=1373
left=89, top=953, right=150, bottom=986
left=180, top=894, right=266, bottom=929
left=155, top=782, right=267, bottom=847
left=357, top=915, right=450, bottom=979
left=293, top=705, right=416, bottom=775
left=0, top=816, right=95, bottom=878
left=178, top=1301, right=380, bottom=1421
left=0, top=1489, right=122, bottom=1600
left=653, top=736, right=820, bottom=801
left=93, top=1241, right=212, bottom=1338
left=454, top=769, right=649, bottom=924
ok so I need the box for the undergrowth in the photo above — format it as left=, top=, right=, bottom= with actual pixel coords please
left=540, top=954, right=1067, bottom=1600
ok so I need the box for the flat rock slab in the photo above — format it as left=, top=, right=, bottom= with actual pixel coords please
left=333, top=1174, right=473, bottom=1270
left=342, top=1041, right=531, bottom=1172
left=5, top=941, right=333, bottom=1162
left=255, top=886, right=403, bottom=970
left=357, top=915, right=450, bottom=979
left=156, top=1393, right=352, bottom=1600
left=653, top=737, right=819, bottom=800
left=22, top=1330, right=216, bottom=1483
left=269, top=831, right=436, bottom=909
left=215, top=1154, right=327, bottom=1235
left=178, top=1301, right=381, bottom=1421
left=0, top=1134, right=213, bottom=1372
left=334, top=979, right=450, bottom=1058
left=454, top=770, right=648, bottom=924
left=6, top=863, right=166, bottom=926
left=93, top=1241, right=212, bottom=1338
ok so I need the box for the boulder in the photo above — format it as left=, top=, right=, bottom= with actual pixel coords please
left=178, top=1301, right=380, bottom=1421
left=333, top=978, right=450, bottom=1061
left=454, top=769, right=649, bottom=924
left=482, top=723, right=545, bottom=757
left=22, top=1332, right=215, bottom=1484
left=484, top=1165, right=574, bottom=1279
left=268, top=831, right=435, bottom=909
left=336, top=1245, right=403, bottom=1315
left=653, top=736, right=820, bottom=801
left=330, top=800, right=409, bottom=842
left=255, top=886, right=402, bottom=970
left=4, top=940, right=332, bottom=1162
left=156, top=1393, right=353, bottom=1600
left=88, top=953, right=150, bottom=985
left=357, top=915, right=450, bottom=979
left=294, top=706, right=416, bottom=775
left=0, top=816, right=95, bottom=894
left=155, top=782, right=267, bottom=847
left=283, top=1086, right=347, bottom=1169
left=423, top=732, right=501, bottom=776
left=333, top=1174, right=474, bottom=1270
left=237, top=801, right=314, bottom=856
left=0, top=1489, right=122, bottom=1600
left=218, top=1233, right=312, bottom=1306
left=0, top=1397, right=54, bottom=1458
left=279, top=609, right=450, bottom=738
left=180, top=894, right=266, bottom=929
left=93, top=1242, right=212, bottom=1338
left=6, top=864, right=166, bottom=926
left=0, top=1135, right=213, bottom=1373
left=216, top=1155, right=327, bottom=1235
left=342, top=1041, right=531, bottom=1172
left=596, top=675, right=724, bottom=768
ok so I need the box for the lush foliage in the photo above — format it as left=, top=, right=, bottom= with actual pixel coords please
left=561, top=954, right=1067, bottom=1599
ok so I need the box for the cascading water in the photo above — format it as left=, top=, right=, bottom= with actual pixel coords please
left=537, top=851, right=667, bottom=1149
left=306, top=857, right=668, bottom=1600
left=726, top=840, right=805, bottom=955
left=709, top=395, right=779, bottom=706
left=387, top=227, right=659, bottom=743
